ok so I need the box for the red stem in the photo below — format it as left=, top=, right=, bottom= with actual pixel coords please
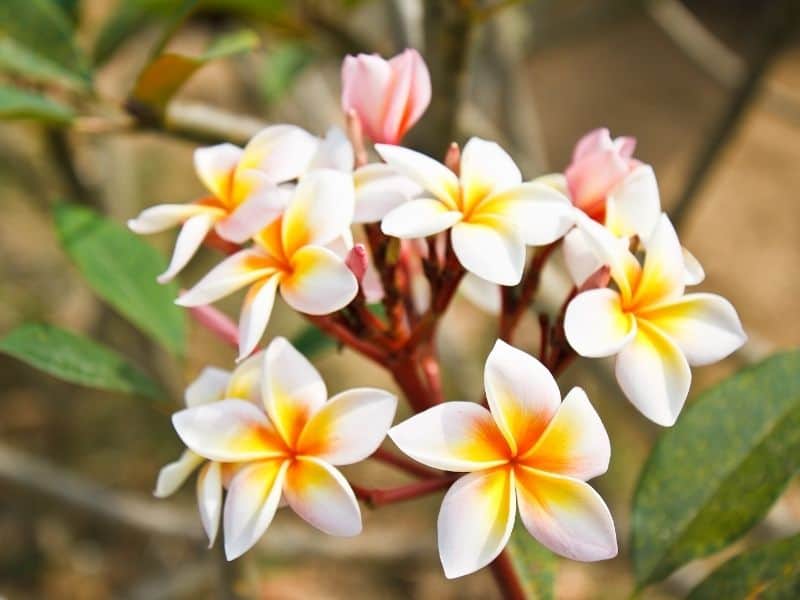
left=371, top=447, right=440, bottom=479
left=353, top=475, right=455, bottom=507
left=489, top=550, right=526, bottom=600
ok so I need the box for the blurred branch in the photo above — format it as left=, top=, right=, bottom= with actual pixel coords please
left=44, top=128, right=100, bottom=208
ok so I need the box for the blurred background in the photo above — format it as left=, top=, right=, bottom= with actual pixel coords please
left=1, top=0, right=799, bottom=598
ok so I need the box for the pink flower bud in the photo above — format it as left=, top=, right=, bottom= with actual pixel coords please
left=345, top=243, right=369, bottom=282
left=341, top=48, right=431, bottom=145
left=565, top=128, right=638, bottom=220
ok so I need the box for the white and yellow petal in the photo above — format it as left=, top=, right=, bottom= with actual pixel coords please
left=381, top=198, right=462, bottom=238
left=565, top=288, right=637, bottom=358
left=451, top=217, right=525, bottom=286
left=562, top=227, right=603, bottom=286
left=225, top=350, right=264, bottom=403
left=438, top=467, right=516, bottom=579
left=630, top=214, right=685, bottom=310
left=236, top=124, right=318, bottom=183
left=605, top=164, right=661, bottom=240
left=237, top=274, right=281, bottom=362
left=154, top=449, right=205, bottom=498
left=157, top=212, right=219, bottom=283
left=283, top=456, right=362, bottom=536
left=353, top=163, right=422, bottom=224
left=176, top=249, right=281, bottom=307
left=172, top=398, right=288, bottom=462
left=521, top=387, right=610, bottom=481
left=375, top=144, right=460, bottom=207
left=483, top=340, right=561, bottom=456
left=194, top=143, right=242, bottom=200
left=197, top=461, right=222, bottom=547
left=280, top=246, right=358, bottom=315
left=459, top=137, right=522, bottom=214
left=389, top=402, right=510, bottom=472
left=297, top=388, right=397, bottom=465
left=223, top=459, right=289, bottom=560
left=217, top=172, right=290, bottom=243
left=515, top=466, right=617, bottom=561
left=308, top=126, right=354, bottom=172
left=263, top=337, right=328, bottom=447
left=639, top=293, right=746, bottom=366
left=615, top=320, right=691, bottom=426
left=682, top=247, right=705, bottom=285
left=185, top=366, right=230, bottom=407
left=128, top=203, right=221, bottom=235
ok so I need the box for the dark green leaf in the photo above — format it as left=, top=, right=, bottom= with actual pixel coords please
left=0, top=37, right=88, bottom=91
left=688, top=535, right=800, bottom=599
left=0, top=0, right=90, bottom=83
left=129, top=29, right=259, bottom=121
left=0, top=323, right=162, bottom=399
left=291, top=325, right=336, bottom=358
left=506, top=523, right=556, bottom=599
left=632, top=350, right=800, bottom=586
left=54, top=203, right=186, bottom=355
left=0, top=85, right=74, bottom=123
left=261, top=42, right=314, bottom=104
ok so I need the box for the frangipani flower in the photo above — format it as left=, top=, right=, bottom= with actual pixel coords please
left=389, top=340, right=617, bottom=578
left=342, top=48, right=431, bottom=145
left=172, top=337, right=398, bottom=560
left=377, top=138, right=575, bottom=286
left=154, top=352, right=264, bottom=546
left=564, top=214, right=747, bottom=426
left=177, top=169, right=358, bottom=360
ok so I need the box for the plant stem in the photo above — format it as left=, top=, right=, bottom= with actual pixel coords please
left=353, top=475, right=455, bottom=507
left=489, top=550, right=526, bottom=600
left=371, top=448, right=440, bottom=479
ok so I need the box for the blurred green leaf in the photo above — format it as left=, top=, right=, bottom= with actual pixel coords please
left=0, top=323, right=162, bottom=399
left=688, top=535, right=800, bottom=599
left=54, top=203, right=186, bottom=355
left=261, top=42, right=314, bottom=104
left=128, top=29, right=259, bottom=122
left=506, top=524, right=556, bottom=599
left=0, top=0, right=90, bottom=83
left=632, top=350, right=800, bottom=587
left=0, top=38, right=88, bottom=91
left=291, top=325, right=336, bottom=358
left=0, top=85, right=75, bottom=124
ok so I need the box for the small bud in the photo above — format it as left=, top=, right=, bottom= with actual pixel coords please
left=444, top=142, right=461, bottom=174
left=345, top=243, right=369, bottom=282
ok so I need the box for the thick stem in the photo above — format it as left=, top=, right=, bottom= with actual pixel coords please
left=489, top=550, right=527, bottom=600
left=371, top=448, right=440, bottom=479
left=353, top=475, right=455, bottom=507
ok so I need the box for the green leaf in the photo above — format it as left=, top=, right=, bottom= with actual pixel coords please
left=261, top=42, right=314, bottom=104
left=128, top=29, right=259, bottom=122
left=632, top=350, right=800, bottom=587
left=0, top=323, right=162, bottom=399
left=53, top=203, right=186, bottom=355
left=291, top=325, right=336, bottom=358
left=688, top=535, right=800, bottom=599
left=0, top=0, right=90, bottom=84
left=0, top=37, right=88, bottom=91
left=506, top=524, right=556, bottom=599
left=0, top=85, right=75, bottom=124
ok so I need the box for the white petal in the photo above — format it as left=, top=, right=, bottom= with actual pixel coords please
left=280, top=246, right=358, bottom=315
left=353, top=163, right=422, bottom=223
left=309, top=126, right=354, bottom=172
left=375, top=144, right=460, bottom=206
left=197, top=461, right=222, bottom=547
left=194, top=143, right=242, bottom=200
left=631, top=214, right=685, bottom=309
left=237, top=274, right=280, bottom=362
left=389, top=402, right=510, bottom=472
left=533, top=172, right=569, bottom=196
left=172, top=399, right=287, bottom=462
left=459, top=273, right=501, bottom=315
left=564, top=288, right=637, bottom=358
left=484, top=340, right=561, bottom=456
left=283, top=457, right=361, bottom=536
left=128, top=203, right=216, bottom=234
left=641, top=293, right=746, bottom=366
left=605, top=165, right=661, bottom=240
left=459, top=137, right=521, bottom=213
left=225, top=350, right=265, bottom=404
left=615, top=320, right=691, bottom=426
left=438, top=468, right=516, bottom=579
left=157, top=213, right=218, bottom=283
left=223, top=459, right=289, bottom=560
left=237, top=125, right=318, bottom=183
left=154, top=449, right=204, bottom=498
left=515, top=466, right=617, bottom=561
left=263, top=337, right=328, bottom=447
left=381, top=198, right=462, bottom=238
left=522, top=387, right=610, bottom=481
left=563, top=227, right=603, bottom=286
left=176, top=249, right=279, bottom=307
left=682, top=247, right=705, bottom=285
left=451, top=218, right=525, bottom=286
left=216, top=174, right=290, bottom=243
left=281, top=169, right=355, bottom=255
left=185, top=367, right=231, bottom=407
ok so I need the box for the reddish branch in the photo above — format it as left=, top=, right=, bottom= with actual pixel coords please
left=352, top=475, right=456, bottom=507
left=490, top=550, right=527, bottom=600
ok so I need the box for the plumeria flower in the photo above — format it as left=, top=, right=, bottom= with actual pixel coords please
left=560, top=128, right=703, bottom=286
left=564, top=213, right=746, bottom=426
left=377, top=138, right=575, bottom=286
left=177, top=169, right=358, bottom=361
left=154, top=352, right=264, bottom=546
left=389, top=340, right=617, bottom=578
left=128, top=125, right=319, bottom=282
left=342, top=48, right=431, bottom=145
left=172, top=337, right=398, bottom=560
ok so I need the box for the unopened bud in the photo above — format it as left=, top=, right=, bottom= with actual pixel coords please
left=444, top=142, right=461, bottom=174
left=345, top=243, right=369, bottom=282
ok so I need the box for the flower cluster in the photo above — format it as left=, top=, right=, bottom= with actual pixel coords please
left=133, top=48, right=746, bottom=578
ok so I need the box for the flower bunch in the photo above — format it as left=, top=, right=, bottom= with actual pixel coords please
left=132, top=48, right=746, bottom=580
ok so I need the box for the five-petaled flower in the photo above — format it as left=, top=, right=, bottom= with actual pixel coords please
left=341, top=48, right=431, bottom=145
left=176, top=169, right=359, bottom=360
left=128, top=125, right=319, bottom=282
left=564, top=214, right=747, bottom=426
left=172, top=337, right=397, bottom=560
left=389, top=340, right=617, bottom=578
left=377, top=138, right=576, bottom=285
